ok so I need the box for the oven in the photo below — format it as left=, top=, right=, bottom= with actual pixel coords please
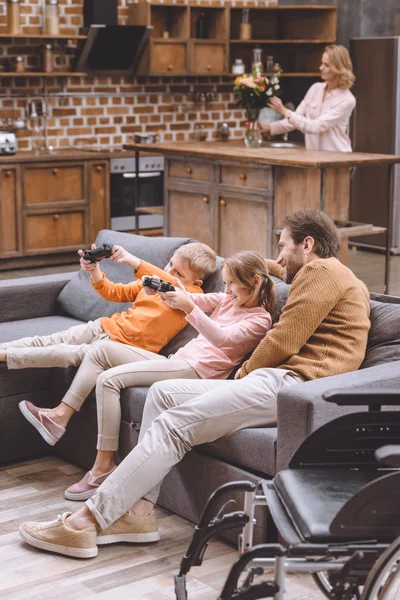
left=110, top=155, right=164, bottom=232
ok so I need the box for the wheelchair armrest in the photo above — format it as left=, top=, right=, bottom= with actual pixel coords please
left=375, top=445, right=400, bottom=467
left=323, top=389, right=400, bottom=407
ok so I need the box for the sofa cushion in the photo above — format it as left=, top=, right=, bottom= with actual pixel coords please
left=0, top=315, right=84, bottom=344
left=270, top=277, right=290, bottom=324
left=56, top=230, right=196, bottom=322
left=361, top=300, right=400, bottom=369
left=198, top=427, right=278, bottom=476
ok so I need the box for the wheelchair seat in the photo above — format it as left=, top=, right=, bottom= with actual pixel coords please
left=273, top=468, right=380, bottom=542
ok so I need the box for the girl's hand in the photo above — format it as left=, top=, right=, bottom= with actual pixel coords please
left=161, top=279, right=196, bottom=314
left=110, top=245, right=141, bottom=270
left=78, top=244, right=102, bottom=282
left=268, top=96, right=286, bottom=116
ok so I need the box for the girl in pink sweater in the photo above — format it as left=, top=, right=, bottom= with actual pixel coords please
left=61, top=251, right=275, bottom=500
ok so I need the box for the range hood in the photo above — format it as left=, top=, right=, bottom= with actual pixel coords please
left=74, top=25, right=152, bottom=76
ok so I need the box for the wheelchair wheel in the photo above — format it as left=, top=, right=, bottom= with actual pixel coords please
left=361, top=538, right=400, bottom=599
left=312, top=570, right=360, bottom=599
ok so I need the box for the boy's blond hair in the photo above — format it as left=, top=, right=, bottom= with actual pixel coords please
left=173, top=242, right=217, bottom=280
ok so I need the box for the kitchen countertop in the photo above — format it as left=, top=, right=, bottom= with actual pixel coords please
left=124, top=140, right=400, bottom=168
left=0, top=148, right=148, bottom=163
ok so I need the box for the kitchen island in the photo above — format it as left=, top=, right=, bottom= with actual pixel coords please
left=125, top=141, right=400, bottom=274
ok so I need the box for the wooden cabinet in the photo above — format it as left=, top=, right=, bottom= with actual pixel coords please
left=0, top=156, right=109, bottom=269
left=0, top=166, right=21, bottom=258
left=165, top=157, right=273, bottom=257
left=129, top=2, right=336, bottom=78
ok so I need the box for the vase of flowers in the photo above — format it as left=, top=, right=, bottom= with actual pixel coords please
left=233, top=71, right=282, bottom=148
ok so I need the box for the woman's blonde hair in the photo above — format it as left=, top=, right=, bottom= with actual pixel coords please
left=222, top=251, right=275, bottom=313
left=324, top=44, right=355, bottom=89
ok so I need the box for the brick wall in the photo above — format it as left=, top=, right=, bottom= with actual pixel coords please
left=0, top=0, right=274, bottom=151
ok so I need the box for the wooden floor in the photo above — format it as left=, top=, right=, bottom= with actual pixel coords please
left=0, top=456, right=324, bottom=600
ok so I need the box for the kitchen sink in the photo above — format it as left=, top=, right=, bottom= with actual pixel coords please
left=262, top=141, right=302, bottom=149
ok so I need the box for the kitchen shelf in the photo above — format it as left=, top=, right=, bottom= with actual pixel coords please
left=230, top=39, right=336, bottom=44
left=0, top=33, right=87, bottom=39
left=0, top=72, right=87, bottom=77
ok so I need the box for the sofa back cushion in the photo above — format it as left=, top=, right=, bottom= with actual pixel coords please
left=361, top=297, right=400, bottom=369
left=57, top=230, right=199, bottom=322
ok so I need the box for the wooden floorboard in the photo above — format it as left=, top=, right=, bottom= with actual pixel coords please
left=0, top=456, right=325, bottom=599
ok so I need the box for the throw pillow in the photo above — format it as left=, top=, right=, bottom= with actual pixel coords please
left=361, top=299, right=400, bottom=369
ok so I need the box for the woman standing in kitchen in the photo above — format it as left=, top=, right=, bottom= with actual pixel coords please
left=260, top=44, right=356, bottom=152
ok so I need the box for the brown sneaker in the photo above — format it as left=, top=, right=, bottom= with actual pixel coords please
left=96, top=510, right=160, bottom=545
left=64, top=467, right=117, bottom=501
left=19, top=400, right=65, bottom=446
left=19, top=512, right=98, bottom=558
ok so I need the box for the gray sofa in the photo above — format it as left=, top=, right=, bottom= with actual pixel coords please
left=1, top=229, right=400, bottom=544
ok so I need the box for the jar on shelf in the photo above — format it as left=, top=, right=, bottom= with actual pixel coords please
left=43, top=44, right=54, bottom=73
left=232, top=58, right=245, bottom=75
left=44, top=0, right=60, bottom=36
left=7, top=0, right=21, bottom=36
left=251, top=48, right=263, bottom=78
left=239, top=9, right=251, bottom=41
left=15, top=56, right=25, bottom=73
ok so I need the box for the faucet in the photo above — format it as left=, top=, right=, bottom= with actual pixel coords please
left=26, top=96, right=49, bottom=152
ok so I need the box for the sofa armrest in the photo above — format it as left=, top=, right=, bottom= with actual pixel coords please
left=0, top=272, right=76, bottom=322
left=276, top=360, right=400, bottom=471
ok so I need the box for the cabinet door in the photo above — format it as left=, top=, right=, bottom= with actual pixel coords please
left=23, top=163, right=85, bottom=205
left=167, top=190, right=214, bottom=247
left=218, top=196, right=269, bottom=257
left=24, top=211, right=86, bottom=254
left=191, top=42, right=226, bottom=74
left=151, top=42, right=187, bottom=74
left=88, top=161, right=110, bottom=241
left=0, top=166, right=21, bottom=257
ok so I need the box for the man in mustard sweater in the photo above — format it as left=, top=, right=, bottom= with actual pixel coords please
left=19, top=209, right=372, bottom=558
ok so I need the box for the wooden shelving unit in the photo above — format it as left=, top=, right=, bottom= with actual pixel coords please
left=129, top=2, right=337, bottom=77
left=0, top=32, right=88, bottom=80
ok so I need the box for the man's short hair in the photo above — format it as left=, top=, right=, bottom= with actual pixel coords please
left=173, top=242, right=217, bottom=280
left=282, top=209, right=340, bottom=258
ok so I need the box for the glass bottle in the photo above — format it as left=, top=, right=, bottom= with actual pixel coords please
left=7, top=0, right=21, bottom=36
left=43, top=44, right=54, bottom=73
left=251, top=48, right=263, bottom=78
left=29, top=104, right=42, bottom=155
left=265, top=55, right=274, bottom=73
left=15, top=55, right=25, bottom=73
left=45, top=0, right=59, bottom=36
left=196, top=12, right=208, bottom=39
left=239, top=9, right=251, bottom=41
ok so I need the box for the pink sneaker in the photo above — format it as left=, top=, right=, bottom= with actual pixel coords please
left=64, top=467, right=116, bottom=501
left=19, top=400, right=65, bottom=446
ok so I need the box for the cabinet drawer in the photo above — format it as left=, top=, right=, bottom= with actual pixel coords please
left=169, top=160, right=212, bottom=181
left=191, top=43, right=226, bottom=74
left=23, top=164, right=85, bottom=205
left=24, top=211, right=85, bottom=252
left=151, top=42, right=186, bottom=73
left=220, top=165, right=272, bottom=190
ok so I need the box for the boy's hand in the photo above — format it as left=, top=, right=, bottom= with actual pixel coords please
left=110, top=245, right=141, bottom=271
left=78, top=244, right=102, bottom=283
left=141, top=275, right=160, bottom=296
left=161, top=279, right=195, bottom=314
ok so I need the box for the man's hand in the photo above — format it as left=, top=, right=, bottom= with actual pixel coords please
left=78, top=244, right=102, bottom=283
left=110, top=245, right=141, bottom=271
left=161, top=279, right=195, bottom=314
left=234, top=368, right=244, bottom=380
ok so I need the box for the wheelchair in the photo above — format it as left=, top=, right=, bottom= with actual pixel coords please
left=174, top=389, right=400, bottom=600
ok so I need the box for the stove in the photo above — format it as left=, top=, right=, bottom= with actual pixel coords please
left=109, top=152, right=164, bottom=233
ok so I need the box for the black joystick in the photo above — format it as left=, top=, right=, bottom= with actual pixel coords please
left=142, top=276, right=176, bottom=293
left=82, top=244, right=114, bottom=263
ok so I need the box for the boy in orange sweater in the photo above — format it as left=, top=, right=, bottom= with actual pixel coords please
left=1, top=241, right=216, bottom=439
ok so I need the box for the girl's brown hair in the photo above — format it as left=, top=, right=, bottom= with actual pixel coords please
left=324, top=44, right=356, bottom=89
left=222, top=251, right=275, bottom=314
